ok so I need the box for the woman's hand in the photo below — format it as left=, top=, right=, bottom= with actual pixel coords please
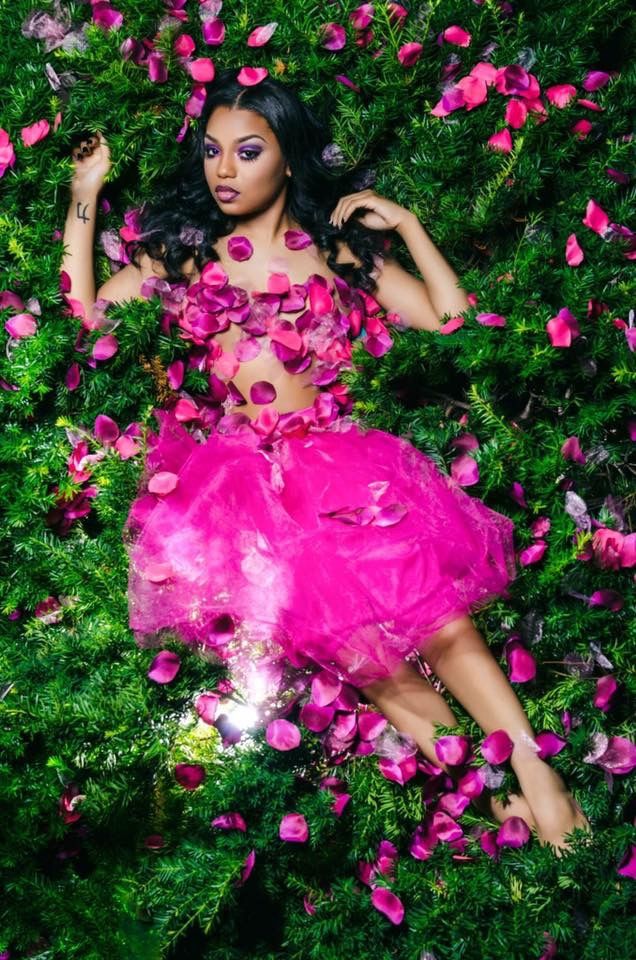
left=329, top=189, right=412, bottom=232
left=69, top=132, right=112, bottom=198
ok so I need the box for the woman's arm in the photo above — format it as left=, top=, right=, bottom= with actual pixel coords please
left=61, top=188, right=99, bottom=320
left=332, top=191, right=471, bottom=332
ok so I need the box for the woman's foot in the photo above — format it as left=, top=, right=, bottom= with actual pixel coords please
left=514, top=757, right=590, bottom=853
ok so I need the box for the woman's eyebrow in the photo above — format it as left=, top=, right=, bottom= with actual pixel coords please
left=204, top=134, right=267, bottom=143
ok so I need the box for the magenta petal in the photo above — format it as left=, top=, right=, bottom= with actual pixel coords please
left=195, top=692, right=220, bottom=724
left=378, top=755, right=417, bottom=785
left=437, top=792, right=471, bottom=818
left=320, top=22, right=346, bottom=51
left=94, top=413, right=120, bottom=444
left=284, top=229, right=313, bottom=250
left=534, top=731, right=567, bottom=759
left=496, top=816, right=530, bottom=848
left=147, top=470, right=179, bottom=495
left=174, top=763, right=206, bottom=790
left=237, top=66, right=268, bottom=86
left=211, top=812, right=247, bottom=832
left=358, top=711, right=388, bottom=741
left=617, top=844, right=636, bottom=879
left=593, top=675, right=618, bottom=711
left=370, top=887, right=404, bottom=925
left=432, top=811, right=463, bottom=842
left=504, top=637, right=537, bottom=682
left=249, top=380, right=277, bottom=404
left=331, top=793, right=351, bottom=816
left=434, top=735, right=471, bottom=766
left=279, top=812, right=309, bottom=842
left=239, top=849, right=256, bottom=885
left=457, top=767, right=485, bottom=798
left=299, top=702, right=335, bottom=732
left=479, top=829, right=499, bottom=859
left=265, top=718, right=302, bottom=751
left=311, top=670, right=342, bottom=706
left=481, top=730, right=514, bottom=764
left=147, top=650, right=181, bottom=684
left=227, top=235, right=254, bottom=261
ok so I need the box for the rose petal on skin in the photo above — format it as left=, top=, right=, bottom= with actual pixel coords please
left=534, top=731, right=567, bottom=759
left=227, top=235, right=254, bottom=261
left=148, top=470, right=179, bottom=495
left=147, top=650, right=181, bottom=683
left=174, top=763, right=206, bottom=789
left=481, top=730, right=514, bottom=764
left=434, top=735, right=471, bottom=766
left=247, top=22, right=278, bottom=47
left=195, top=692, right=220, bottom=724
left=266, top=718, right=302, bottom=751
left=211, top=812, right=247, bottom=831
left=284, top=229, right=313, bottom=250
left=237, top=66, right=269, bottom=86
left=250, top=380, right=277, bottom=404
left=496, top=816, right=530, bottom=848
left=370, top=887, right=404, bottom=925
left=299, top=702, right=335, bottom=732
left=279, top=812, right=309, bottom=842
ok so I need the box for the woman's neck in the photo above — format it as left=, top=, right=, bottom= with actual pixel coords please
left=228, top=187, right=299, bottom=247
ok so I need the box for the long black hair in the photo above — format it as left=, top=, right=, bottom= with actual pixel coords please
left=126, top=68, right=387, bottom=292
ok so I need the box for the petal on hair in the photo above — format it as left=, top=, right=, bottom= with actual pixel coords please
left=237, top=66, right=269, bottom=86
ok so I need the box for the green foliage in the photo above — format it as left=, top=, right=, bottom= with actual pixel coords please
left=1, top=1, right=634, bottom=958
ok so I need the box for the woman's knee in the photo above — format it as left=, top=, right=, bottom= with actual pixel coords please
left=420, top=614, right=474, bottom=669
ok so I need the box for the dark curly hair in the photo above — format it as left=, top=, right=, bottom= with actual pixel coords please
left=126, top=67, right=387, bottom=292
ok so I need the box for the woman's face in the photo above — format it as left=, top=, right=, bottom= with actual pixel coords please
left=203, top=105, right=291, bottom=216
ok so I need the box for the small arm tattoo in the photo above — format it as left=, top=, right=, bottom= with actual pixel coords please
left=76, top=201, right=90, bottom=223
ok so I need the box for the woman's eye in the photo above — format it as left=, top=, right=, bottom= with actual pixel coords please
left=204, top=147, right=261, bottom=161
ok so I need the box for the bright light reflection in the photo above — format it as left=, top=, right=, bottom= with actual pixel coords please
left=222, top=700, right=260, bottom=731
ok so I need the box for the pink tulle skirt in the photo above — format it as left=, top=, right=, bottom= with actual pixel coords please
left=124, top=395, right=517, bottom=700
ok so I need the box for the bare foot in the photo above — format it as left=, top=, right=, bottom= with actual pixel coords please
left=474, top=790, right=536, bottom=830
left=514, top=759, right=590, bottom=853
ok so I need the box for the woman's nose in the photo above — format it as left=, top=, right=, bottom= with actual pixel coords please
left=217, top=154, right=236, bottom=178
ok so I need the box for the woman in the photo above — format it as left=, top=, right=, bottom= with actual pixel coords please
left=62, top=67, right=588, bottom=850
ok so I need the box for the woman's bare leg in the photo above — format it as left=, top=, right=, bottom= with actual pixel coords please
left=418, top=614, right=589, bottom=850
left=361, top=658, right=536, bottom=828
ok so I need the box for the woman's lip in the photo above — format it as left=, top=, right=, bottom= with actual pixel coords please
left=215, top=187, right=240, bottom=197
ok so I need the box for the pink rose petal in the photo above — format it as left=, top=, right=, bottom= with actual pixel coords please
left=434, top=735, right=471, bottom=766
left=265, top=718, right=302, bottom=751
left=593, top=675, right=618, bottom=712
left=311, top=670, right=342, bottom=706
left=147, top=650, right=181, bottom=684
left=481, top=730, right=514, bottom=764
left=534, top=731, right=567, bottom=759
left=279, top=812, right=309, bottom=842
left=320, top=22, right=346, bottom=51
left=496, top=816, right=530, bottom=847
left=174, top=763, right=205, bottom=789
left=617, top=844, right=636, bottom=879
left=237, top=66, right=268, bottom=86
left=249, top=380, right=277, bottom=404
left=227, top=235, right=254, bottom=261
left=238, top=849, right=256, bottom=885
left=148, top=470, right=179, bottom=495
left=504, top=637, right=536, bottom=682
left=370, top=887, right=404, bottom=925
left=195, top=693, right=220, bottom=724
left=299, top=702, right=335, bottom=732
left=211, top=812, right=247, bottom=831
left=247, top=22, right=278, bottom=47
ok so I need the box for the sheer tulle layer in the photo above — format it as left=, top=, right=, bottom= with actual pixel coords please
left=124, top=400, right=517, bottom=695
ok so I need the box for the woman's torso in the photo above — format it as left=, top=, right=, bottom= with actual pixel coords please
left=178, top=238, right=360, bottom=420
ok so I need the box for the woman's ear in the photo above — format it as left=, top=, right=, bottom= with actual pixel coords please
left=285, top=164, right=291, bottom=177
